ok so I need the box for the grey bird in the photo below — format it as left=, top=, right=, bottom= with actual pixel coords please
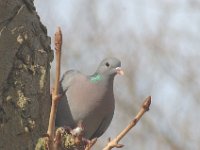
left=55, top=57, right=124, bottom=139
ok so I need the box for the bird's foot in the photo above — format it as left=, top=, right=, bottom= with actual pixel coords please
left=70, top=120, right=85, bottom=137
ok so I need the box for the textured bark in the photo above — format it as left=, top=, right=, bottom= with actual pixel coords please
left=0, top=0, right=53, bottom=149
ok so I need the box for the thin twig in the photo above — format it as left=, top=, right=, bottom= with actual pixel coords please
left=103, top=96, right=152, bottom=150
left=84, top=138, right=98, bottom=150
left=54, top=27, right=62, bottom=95
left=47, top=27, right=62, bottom=149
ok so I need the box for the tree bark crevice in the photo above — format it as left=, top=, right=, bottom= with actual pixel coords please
left=0, top=0, right=53, bottom=149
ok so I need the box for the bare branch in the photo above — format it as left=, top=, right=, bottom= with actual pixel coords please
left=103, top=96, right=152, bottom=150
left=54, top=27, right=62, bottom=95
left=84, top=138, right=98, bottom=150
left=46, top=27, right=62, bottom=149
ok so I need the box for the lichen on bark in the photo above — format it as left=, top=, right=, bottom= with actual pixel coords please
left=0, top=0, right=53, bottom=149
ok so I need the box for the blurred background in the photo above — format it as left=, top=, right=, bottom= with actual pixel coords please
left=34, top=0, right=200, bottom=149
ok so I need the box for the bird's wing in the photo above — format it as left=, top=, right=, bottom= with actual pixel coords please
left=56, top=70, right=81, bottom=127
left=60, top=70, right=81, bottom=92
left=90, top=112, right=114, bottom=139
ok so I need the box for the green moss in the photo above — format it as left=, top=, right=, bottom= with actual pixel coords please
left=35, top=138, right=48, bottom=150
left=17, top=90, right=30, bottom=110
left=35, top=128, right=86, bottom=150
left=39, top=66, right=46, bottom=90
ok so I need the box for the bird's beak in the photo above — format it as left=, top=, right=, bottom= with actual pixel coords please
left=115, top=67, right=124, bottom=75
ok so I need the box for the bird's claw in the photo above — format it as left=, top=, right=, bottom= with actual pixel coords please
left=70, top=121, right=84, bottom=137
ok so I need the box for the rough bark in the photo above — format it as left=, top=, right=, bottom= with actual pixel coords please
left=0, top=0, right=53, bottom=149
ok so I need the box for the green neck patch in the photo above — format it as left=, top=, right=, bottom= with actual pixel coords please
left=90, top=74, right=102, bottom=83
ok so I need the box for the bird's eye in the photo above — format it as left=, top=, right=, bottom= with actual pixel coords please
left=105, top=62, right=110, bottom=67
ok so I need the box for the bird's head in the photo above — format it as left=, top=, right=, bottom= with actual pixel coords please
left=96, top=57, right=124, bottom=77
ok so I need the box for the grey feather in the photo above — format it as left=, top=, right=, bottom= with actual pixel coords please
left=56, top=57, right=122, bottom=139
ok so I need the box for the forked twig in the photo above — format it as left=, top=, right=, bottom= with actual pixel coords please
left=103, top=96, right=152, bottom=150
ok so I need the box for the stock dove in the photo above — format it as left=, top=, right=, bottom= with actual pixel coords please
left=56, top=57, right=124, bottom=139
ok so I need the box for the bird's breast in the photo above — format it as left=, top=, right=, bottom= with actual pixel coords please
left=66, top=77, right=114, bottom=120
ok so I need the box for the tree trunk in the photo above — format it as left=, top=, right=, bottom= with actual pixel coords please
left=0, top=0, right=53, bottom=149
